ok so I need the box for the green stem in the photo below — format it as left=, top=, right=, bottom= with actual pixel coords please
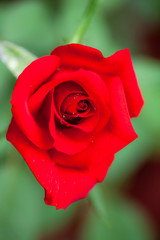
left=68, top=0, right=99, bottom=44
left=89, top=186, right=110, bottom=228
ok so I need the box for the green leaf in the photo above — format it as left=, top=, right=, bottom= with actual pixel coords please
left=0, top=41, right=37, bottom=78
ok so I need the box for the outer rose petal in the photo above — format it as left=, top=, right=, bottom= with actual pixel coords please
left=7, top=119, right=59, bottom=192
left=106, top=76, right=138, bottom=140
left=11, top=55, right=60, bottom=149
left=104, top=49, right=144, bottom=117
left=52, top=44, right=144, bottom=117
left=6, top=119, right=113, bottom=209
left=45, top=155, right=114, bottom=209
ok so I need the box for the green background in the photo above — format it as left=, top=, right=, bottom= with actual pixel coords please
left=0, top=0, right=160, bottom=239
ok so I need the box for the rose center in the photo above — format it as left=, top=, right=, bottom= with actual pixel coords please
left=59, top=93, right=92, bottom=125
left=77, top=100, right=89, bottom=113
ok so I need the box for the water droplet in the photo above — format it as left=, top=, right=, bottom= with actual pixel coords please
left=65, top=191, right=67, bottom=194
left=62, top=114, right=66, bottom=119
left=55, top=180, right=58, bottom=184
left=91, top=139, right=94, bottom=143
left=48, top=180, right=51, bottom=183
left=33, top=159, right=35, bottom=163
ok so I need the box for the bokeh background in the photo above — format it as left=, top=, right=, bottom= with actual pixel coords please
left=0, top=0, right=160, bottom=239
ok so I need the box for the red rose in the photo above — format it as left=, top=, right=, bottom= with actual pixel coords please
left=7, top=44, right=144, bottom=209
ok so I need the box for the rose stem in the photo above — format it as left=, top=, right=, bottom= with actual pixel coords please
left=68, top=0, right=99, bottom=44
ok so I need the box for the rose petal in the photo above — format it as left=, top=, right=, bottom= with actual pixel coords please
left=6, top=119, right=59, bottom=194
left=51, top=68, right=109, bottom=111
left=49, top=94, right=92, bottom=155
left=28, top=79, right=58, bottom=114
left=54, top=81, right=86, bottom=113
left=45, top=155, right=114, bottom=209
left=82, top=76, right=138, bottom=166
left=11, top=55, right=60, bottom=149
left=6, top=119, right=113, bottom=210
left=51, top=43, right=105, bottom=71
left=106, top=76, right=138, bottom=141
left=49, top=76, right=137, bottom=169
left=45, top=166, right=96, bottom=209
left=48, top=139, right=114, bottom=170
left=52, top=44, right=144, bottom=117
left=104, top=49, right=144, bottom=117
left=48, top=69, right=110, bottom=155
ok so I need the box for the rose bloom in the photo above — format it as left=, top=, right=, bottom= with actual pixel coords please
left=7, top=44, right=144, bottom=209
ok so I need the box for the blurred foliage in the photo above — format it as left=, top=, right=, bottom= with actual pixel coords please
left=0, top=0, right=160, bottom=240
left=0, top=41, right=37, bottom=77
left=83, top=186, right=154, bottom=240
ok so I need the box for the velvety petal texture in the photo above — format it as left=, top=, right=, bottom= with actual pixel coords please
left=7, top=43, right=144, bottom=209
